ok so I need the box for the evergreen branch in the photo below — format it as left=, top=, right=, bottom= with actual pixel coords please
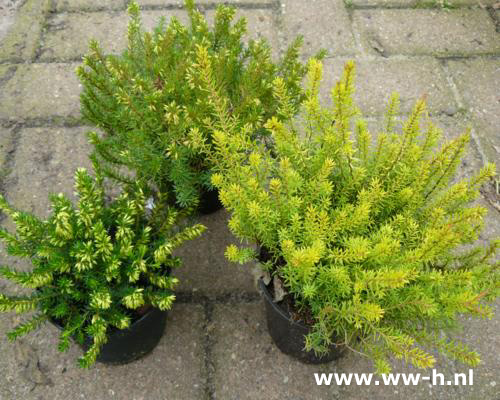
left=7, top=314, right=48, bottom=341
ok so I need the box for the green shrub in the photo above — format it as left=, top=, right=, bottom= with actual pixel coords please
left=199, top=57, right=499, bottom=374
left=0, top=163, right=205, bottom=367
left=77, top=0, right=317, bottom=210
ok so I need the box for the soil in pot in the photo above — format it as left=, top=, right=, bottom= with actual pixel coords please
left=258, top=278, right=345, bottom=364
left=198, top=186, right=223, bottom=215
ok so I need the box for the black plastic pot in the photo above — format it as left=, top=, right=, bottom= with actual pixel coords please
left=198, top=186, right=223, bottom=214
left=51, top=307, right=168, bottom=365
left=258, top=279, right=345, bottom=364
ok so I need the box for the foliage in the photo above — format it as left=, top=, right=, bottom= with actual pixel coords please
left=77, top=0, right=318, bottom=210
left=198, top=58, right=500, bottom=374
left=0, top=163, right=205, bottom=368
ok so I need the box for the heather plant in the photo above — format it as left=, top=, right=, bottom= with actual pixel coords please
left=77, top=0, right=316, bottom=210
left=0, top=163, right=205, bottom=368
left=195, top=56, right=499, bottom=374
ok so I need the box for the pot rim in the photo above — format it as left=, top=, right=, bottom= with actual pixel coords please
left=258, top=278, right=313, bottom=331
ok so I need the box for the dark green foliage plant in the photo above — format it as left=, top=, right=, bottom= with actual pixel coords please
left=77, top=0, right=316, bottom=210
left=196, top=57, right=500, bottom=374
left=0, top=164, right=205, bottom=368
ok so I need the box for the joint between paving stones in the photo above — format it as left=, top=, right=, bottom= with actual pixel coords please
left=274, top=0, right=286, bottom=60
left=0, top=117, right=87, bottom=129
left=176, top=290, right=261, bottom=305
left=34, top=8, right=58, bottom=62
left=344, top=3, right=365, bottom=56
left=439, top=59, right=466, bottom=110
left=201, top=299, right=216, bottom=400
left=1, top=53, right=498, bottom=67
left=0, top=123, right=23, bottom=202
left=344, top=3, right=487, bottom=10
left=0, top=65, right=17, bottom=87
left=436, top=54, right=500, bottom=61
left=200, top=1, right=276, bottom=11
left=34, top=2, right=53, bottom=63
left=439, top=59, right=492, bottom=169
left=55, top=1, right=275, bottom=14
left=486, top=5, right=500, bottom=33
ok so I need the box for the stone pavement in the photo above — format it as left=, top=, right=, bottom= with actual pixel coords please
left=0, top=0, right=499, bottom=399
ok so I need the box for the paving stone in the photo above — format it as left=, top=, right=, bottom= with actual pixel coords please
left=0, top=303, right=205, bottom=400
left=2, top=126, right=93, bottom=218
left=0, top=0, right=23, bottom=43
left=135, top=0, right=185, bottom=6
left=281, top=0, right=356, bottom=58
left=354, top=9, right=500, bottom=56
left=136, top=0, right=274, bottom=6
left=39, top=10, right=189, bottom=61
left=206, top=8, right=280, bottom=57
left=447, top=58, right=500, bottom=164
left=55, top=0, right=127, bottom=12
left=0, top=0, right=50, bottom=62
left=349, top=0, right=498, bottom=6
left=319, top=57, right=457, bottom=116
left=212, top=302, right=340, bottom=400
left=0, top=63, right=81, bottom=122
left=173, top=209, right=258, bottom=295
left=40, top=12, right=128, bottom=61
left=212, top=297, right=500, bottom=399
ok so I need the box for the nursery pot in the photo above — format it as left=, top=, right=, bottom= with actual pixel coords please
left=198, top=186, right=223, bottom=214
left=51, top=306, right=167, bottom=365
left=258, top=279, right=345, bottom=364
left=84, top=306, right=167, bottom=364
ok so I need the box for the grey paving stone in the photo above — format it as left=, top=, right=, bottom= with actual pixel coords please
left=136, top=0, right=273, bottom=6
left=0, top=0, right=23, bottom=43
left=0, top=63, right=82, bottom=122
left=447, top=58, right=500, bottom=164
left=211, top=297, right=500, bottom=399
left=212, top=302, right=341, bottom=400
left=55, top=0, right=127, bottom=12
left=2, top=126, right=93, bottom=217
left=0, top=0, right=50, bottom=62
left=39, top=10, right=189, bottom=61
left=173, top=209, right=258, bottom=295
left=349, top=0, right=498, bottom=6
left=319, top=57, right=457, bottom=116
left=281, top=0, right=357, bottom=58
left=135, top=0, right=185, bottom=5
left=353, top=9, right=500, bottom=56
left=39, top=12, right=127, bottom=61
left=205, top=8, right=280, bottom=57
left=0, top=303, right=205, bottom=400
left=141, top=9, right=191, bottom=31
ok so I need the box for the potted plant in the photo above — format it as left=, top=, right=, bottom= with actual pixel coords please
left=198, top=58, right=499, bottom=372
left=0, top=162, right=205, bottom=368
left=76, top=0, right=319, bottom=214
